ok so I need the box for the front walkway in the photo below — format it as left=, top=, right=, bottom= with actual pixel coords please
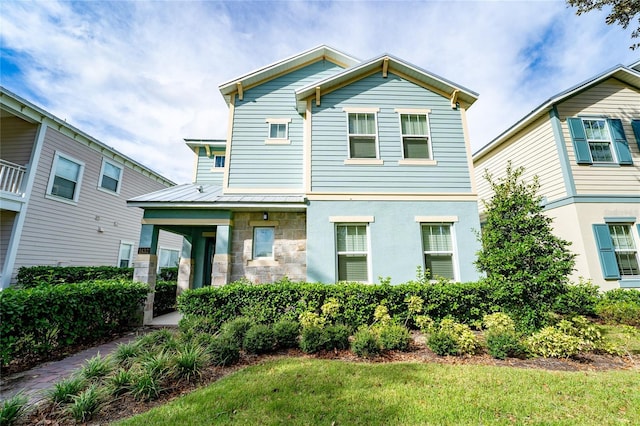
left=0, top=311, right=182, bottom=405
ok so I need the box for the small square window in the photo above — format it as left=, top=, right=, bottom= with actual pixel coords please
left=269, top=123, right=287, bottom=139
left=99, top=160, right=123, bottom=193
left=253, top=227, right=275, bottom=258
left=214, top=155, right=225, bottom=168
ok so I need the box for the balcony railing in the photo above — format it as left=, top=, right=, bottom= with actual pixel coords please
left=0, top=159, right=26, bottom=195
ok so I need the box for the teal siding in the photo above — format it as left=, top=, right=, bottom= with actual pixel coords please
left=311, top=73, right=472, bottom=193
left=228, top=61, right=344, bottom=189
left=194, top=147, right=224, bottom=185
left=306, top=200, right=482, bottom=283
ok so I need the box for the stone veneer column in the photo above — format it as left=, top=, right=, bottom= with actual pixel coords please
left=133, top=224, right=159, bottom=325
left=212, top=224, right=232, bottom=286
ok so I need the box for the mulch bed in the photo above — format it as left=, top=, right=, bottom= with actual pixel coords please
left=12, top=331, right=639, bottom=425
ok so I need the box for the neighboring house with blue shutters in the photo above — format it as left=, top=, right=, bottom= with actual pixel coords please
left=0, top=86, right=183, bottom=289
left=473, top=61, right=640, bottom=291
left=128, top=45, right=483, bottom=300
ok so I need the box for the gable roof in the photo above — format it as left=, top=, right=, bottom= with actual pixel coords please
left=473, top=64, right=640, bottom=162
left=218, top=45, right=360, bottom=105
left=295, top=53, right=479, bottom=113
left=0, top=86, right=176, bottom=186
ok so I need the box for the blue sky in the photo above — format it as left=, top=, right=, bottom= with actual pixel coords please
left=0, top=0, right=637, bottom=183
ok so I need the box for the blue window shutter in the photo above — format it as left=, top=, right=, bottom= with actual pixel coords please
left=631, top=119, right=640, bottom=152
left=567, top=118, right=592, bottom=164
left=609, top=119, right=633, bottom=165
left=593, top=224, right=620, bottom=280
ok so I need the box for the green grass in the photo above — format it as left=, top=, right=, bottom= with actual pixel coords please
left=116, top=358, right=640, bottom=426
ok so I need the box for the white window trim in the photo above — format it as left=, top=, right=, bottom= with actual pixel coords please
left=252, top=226, right=275, bottom=260
left=395, top=109, right=434, bottom=162
left=118, top=241, right=135, bottom=268
left=157, top=246, right=180, bottom=272
left=265, top=118, right=292, bottom=145
left=97, top=158, right=123, bottom=195
left=607, top=223, right=640, bottom=278
left=580, top=118, right=618, bottom=164
left=45, top=151, right=85, bottom=205
left=420, top=222, right=459, bottom=282
left=211, top=153, right=226, bottom=172
left=343, top=108, right=380, bottom=160
left=335, top=222, right=372, bottom=284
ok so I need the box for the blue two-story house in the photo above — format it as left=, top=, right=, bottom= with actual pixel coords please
left=128, top=46, right=482, bottom=310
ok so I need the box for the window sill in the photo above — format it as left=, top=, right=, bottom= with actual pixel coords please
left=97, top=186, right=120, bottom=196
left=209, top=168, right=224, bottom=173
left=398, top=159, right=437, bottom=166
left=344, top=159, right=384, bottom=165
left=247, top=259, right=279, bottom=267
left=45, top=193, right=79, bottom=206
left=619, top=278, right=640, bottom=288
left=265, top=139, right=291, bottom=145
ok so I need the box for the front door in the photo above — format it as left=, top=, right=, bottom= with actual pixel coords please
left=202, top=237, right=215, bottom=287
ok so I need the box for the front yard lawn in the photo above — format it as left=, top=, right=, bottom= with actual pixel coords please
left=117, top=358, right=640, bottom=426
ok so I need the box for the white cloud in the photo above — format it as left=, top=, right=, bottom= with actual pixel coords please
left=1, top=0, right=637, bottom=183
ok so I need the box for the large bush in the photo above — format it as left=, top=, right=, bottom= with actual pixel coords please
left=153, top=281, right=177, bottom=317
left=0, top=280, right=149, bottom=365
left=476, top=163, right=576, bottom=331
left=16, top=266, right=134, bottom=288
left=177, top=279, right=496, bottom=330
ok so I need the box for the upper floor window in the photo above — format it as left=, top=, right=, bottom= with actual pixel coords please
left=568, top=117, right=633, bottom=165
left=265, top=118, right=291, bottom=144
left=99, top=159, right=123, bottom=194
left=347, top=112, right=378, bottom=159
left=400, top=113, right=431, bottom=159
left=46, top=152, right=84, bottom=203
left=421, top=224, right=456, bottom=280
left=214, top=154, right=225, bottom=168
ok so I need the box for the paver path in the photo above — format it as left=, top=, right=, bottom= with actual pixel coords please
left=0, top=312, right=181, bottom=405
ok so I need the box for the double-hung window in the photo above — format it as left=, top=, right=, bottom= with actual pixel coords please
left=118, top=242, right=134, bottom=268
left=253, top=227, right=275, bottom=258
left=421, top=224, right=455, bottom=280
left=400, top=113, right=431, bottom=159
left=99, top=159, right=123, bottom=194
left=336, top=224, right=369, bottom=282
left=593, top=222, right=640, bottom=281
left=47, top=152, right=84, bottom=203
left=347, top=112, right=378, bottom=159
left=608, top=224, right=639, bottom=277
left=567, top=117, right=633, bottom=165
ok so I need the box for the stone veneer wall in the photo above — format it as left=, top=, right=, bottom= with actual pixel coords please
left=230, top=211, right=306, bottom=283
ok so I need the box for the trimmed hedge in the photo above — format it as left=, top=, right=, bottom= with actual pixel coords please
left=0, top=280, right=149, bottom=365
left=16, top=266, right=134, bottom=288
left=153, top=281, right=177, bottom=317
left=177, top=280, right=497, bottom=330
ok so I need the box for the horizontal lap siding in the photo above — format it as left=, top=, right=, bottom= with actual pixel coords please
left=13, top=127, right=181, bottom=275
left=311, top=73, right=472, bottom=193
left=227, top=61, right=343, bottom=189
left=0, top=116, right=38, bottom=165
left=475, top=115, right=566, bottom=213
left=194, top=147, right=223, bottom=185
left=558, top=79, right=640, bottom=196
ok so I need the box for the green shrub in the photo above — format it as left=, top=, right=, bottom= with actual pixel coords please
left=525, top=327, right=584, bottom=358
left=46, top=376, right=86, bottom=404
left=351, top=327, right=381, bottom=358
left=553, top=279, right=600, bottom=316
left=131, top=372, right=162, bottom=401
left=16, top=266, right=133, bottom=287
left=377, top=324, right=412, bottom=351
left=206, top=333, right=240, bottom=366
left=140, top=351, right=173, bottom=381
left=596, top=301, right=640, bottom=326
left=109, top=369, right=133, bottom=396
left=158, top=267, right=178, bottom=282
left=273, top=319, right=300, bottom=349
left=220, top=317, right=255, bottom=346
left=154, top=281, right=177, bottom=317
left=486, top=332, right=526, bottom=360
left=67, top=385, right=103, bottom=423
left=482, top=312, right=516, bottom=334
left=600, top=288, right=640, bottom=305
left=178, top=315, right=220, bottom=338
left=427, top=331, right=460, bottom=356
left=113, top=342, right=140, bottom=368
left=243, top=324, right=276, bottom=354
left=80, top=353, right=113, bottom=381
left=0, top=393, right=29, bottom=426
left=177, top=279, right=495, bottom=331
left=137, top=329, right=177, bottom=353
left=325, top=324, right=351, bottom=350
left=299, top=326, right=329, bottom=354
left=0, top=280, right=149, bottom=365
left=172, top=344, right=207, bottom=383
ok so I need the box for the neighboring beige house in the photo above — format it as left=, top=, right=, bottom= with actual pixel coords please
left=0, top=86, right=183, bottom=288
left=473, top=61, right=640, bottom=291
